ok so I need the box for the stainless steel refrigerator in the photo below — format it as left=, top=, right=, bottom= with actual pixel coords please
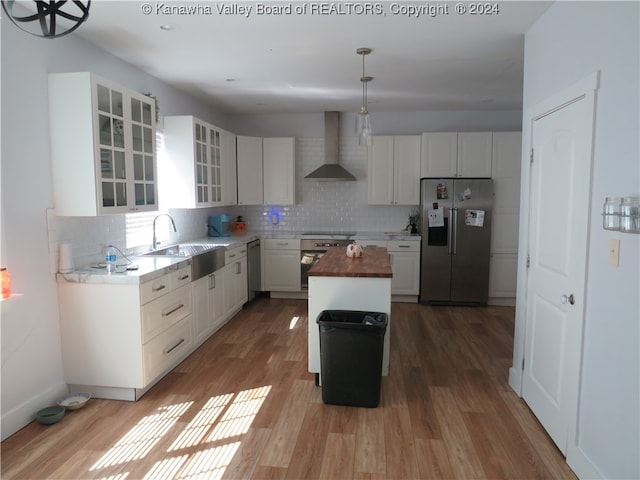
left=420, top=178, right=493, bottom=305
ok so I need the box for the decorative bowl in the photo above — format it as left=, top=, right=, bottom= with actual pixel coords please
left=57, top=392, right=91, bottom=410
left=36, top=406, right=65, bottom=425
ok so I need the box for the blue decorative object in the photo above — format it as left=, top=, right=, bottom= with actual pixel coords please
left=2, top=0, right=91, bottom=39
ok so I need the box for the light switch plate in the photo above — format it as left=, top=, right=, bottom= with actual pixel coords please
left=608, top=239, right=620, bottom=267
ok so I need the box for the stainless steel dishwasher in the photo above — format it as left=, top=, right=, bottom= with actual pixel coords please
left=247, top=239, right=261, bottom=301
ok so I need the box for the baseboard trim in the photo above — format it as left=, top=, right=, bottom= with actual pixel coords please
left=567, top=443, right=603, bottom=479
left=488, top=297, right=516, bottom=306
left=269, top=291, right=308, bottom=299
left=1, top=381, right=68, bottom=441
left=391, top=295, right=418, bottom=303
left=508, top=367, right=522, bottom=395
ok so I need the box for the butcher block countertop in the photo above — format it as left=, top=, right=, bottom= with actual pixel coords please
left=308, top=246, right=393, bottom=278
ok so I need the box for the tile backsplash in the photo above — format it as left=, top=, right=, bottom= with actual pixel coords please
left=48, top=137, right=416, bottom=271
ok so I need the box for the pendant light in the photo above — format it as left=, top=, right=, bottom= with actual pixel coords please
left=1, top=0, right=91, bottom=38
left=356, top=47, right=373, bottom=146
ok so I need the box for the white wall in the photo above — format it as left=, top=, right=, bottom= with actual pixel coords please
left=514, top=2, right=639, bottom=478
left=227, top=110, right=522, bottom=137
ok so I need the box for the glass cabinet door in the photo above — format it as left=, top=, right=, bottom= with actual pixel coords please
left=210, top=127, right=222, bottom=204
left=97, top=83, right=128, bottom=208
left=194, top=121, right=209, bottom=205
left=130, top=95, right=157, bottom=210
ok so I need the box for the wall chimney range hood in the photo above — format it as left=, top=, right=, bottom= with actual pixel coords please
left=304, top=111, right=357, bottom=181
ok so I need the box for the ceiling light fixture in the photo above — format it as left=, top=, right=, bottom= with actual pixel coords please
left=356, top=47, right=373, bottom=146
left=1, top=0, right=91, bottom=39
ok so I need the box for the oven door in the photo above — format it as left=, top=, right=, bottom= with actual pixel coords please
left=300, top=250, right=325, bottom=290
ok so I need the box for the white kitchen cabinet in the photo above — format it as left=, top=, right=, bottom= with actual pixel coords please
left=237, top=136, right=263, bottom=205
left=162, top=115, right=227, bottom=208
left=193, top=272, right=217, bottom=345
left=368, top=135, right=421, bottom=205
left=221, top=129, right=238, bottom=205
left=420, top=132, right=458, bottom=177
left=58, top=264, right=193, bottom=400
left=262, top=238, right=301, bottom=292
left=49, top=72, right=158, bottom=216
left=194, top=244, right=248, bottom=345
left=388, top=240, right=420, bottom=300
left=457, top=132, right=493, bottom=177
left=223, top=244, right=248, bottom=318
left=263, top=137, right=296, bottom=205
left=489, top=131, right=522, bottom=302
left=360, top=240, right=388, bottom=248
left=421, top=132, right=492, bottom=178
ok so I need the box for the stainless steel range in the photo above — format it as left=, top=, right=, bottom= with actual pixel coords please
left=300, top=233, right=355, bottom=290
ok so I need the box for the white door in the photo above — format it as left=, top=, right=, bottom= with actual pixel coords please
left=522, top=94, right=594, bottom=453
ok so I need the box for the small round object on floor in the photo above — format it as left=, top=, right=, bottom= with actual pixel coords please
left=36, top=406, right=65, bottom=425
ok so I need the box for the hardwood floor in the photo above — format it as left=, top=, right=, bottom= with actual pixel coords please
left=1, top=298, right=577, bottom=480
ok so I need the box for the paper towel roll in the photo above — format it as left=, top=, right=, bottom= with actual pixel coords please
left=59, top=243, right=74, bottom=273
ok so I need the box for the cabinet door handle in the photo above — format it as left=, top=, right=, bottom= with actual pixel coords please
left=152, top=284, right=167, bottom=292
left=236, top=262, right=241, bottom=274
left=178, top=274, right=190, bottom=281
left=209, top=274, right=216, bottom=290
left=164, top=338, right=185, bottom=355
left=163, top=303, right=185, bottom=317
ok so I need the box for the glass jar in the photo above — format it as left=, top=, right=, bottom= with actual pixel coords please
left=1, top=268, right=10, bottom=299
left=620, top=196, right=640, bottom=233
left=602, top=196, right=621, bottom=230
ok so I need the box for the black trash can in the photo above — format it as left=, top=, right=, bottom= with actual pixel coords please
left=317, top=310, right=388, bottom=408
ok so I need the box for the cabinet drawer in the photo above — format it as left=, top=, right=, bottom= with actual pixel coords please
left=143, top=315, right=193, bottom=385
left=263, top=238, right=300, bottom=250
left=169, top=265, right=192, bottom=289
left=387, top=241, right=420, bottom=252
left=140, top=275, right=173, bottom=305
left=225, top=244, right=247, bottom=263
left=142, top=284, right=192, bottom=343
left=360, top=240, right=388, bottom=248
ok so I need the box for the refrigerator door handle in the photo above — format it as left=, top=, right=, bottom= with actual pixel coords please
left=448, top=207, right=455, bottom=255
left=451, top=207, right=458, bottom=255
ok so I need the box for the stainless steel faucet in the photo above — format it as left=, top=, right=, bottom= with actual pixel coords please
left=152, top=214, right=177, bottom=250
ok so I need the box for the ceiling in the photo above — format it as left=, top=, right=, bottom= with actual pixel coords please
left=64, top=1, right=551, bottom=115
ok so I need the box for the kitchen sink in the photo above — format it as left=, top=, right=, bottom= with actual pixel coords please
left=143, top=243, right=226, bottom=280
left=143, top=243, right=213, bottom=257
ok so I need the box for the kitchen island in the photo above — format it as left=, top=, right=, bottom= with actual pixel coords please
left=307, top=246, right=393, bottom=380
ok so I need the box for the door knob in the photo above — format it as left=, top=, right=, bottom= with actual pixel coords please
left=561, top=294, right=575, bottom=305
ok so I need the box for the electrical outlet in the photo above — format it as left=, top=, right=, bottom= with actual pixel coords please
left=608, top=239, right=620, bottom=267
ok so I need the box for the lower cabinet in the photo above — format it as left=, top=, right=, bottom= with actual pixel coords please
left=223, top=245, right=249, bottom=319
left=388, top=241, right=420, bottom=299
left=262, top=238, right=301, bottom=292
left=58, top=264, right=194, bottom=400
left=360, top=241, right=420, bottom=301
left=193, top=244, right=248, bottom=347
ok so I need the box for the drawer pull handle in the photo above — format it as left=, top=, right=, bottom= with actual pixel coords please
left=164, top=338, right=185, bottom=355
left=276, top=242, right=288, bottom=246
left=398, top=245, right=411, bottom=248
left=163, top=303, right=185, bottom=317
left=228, top=253, right=236, bottom=259
left=152, top=284, right=167, bottom=292
left=178, top=274, right=190, bottom=281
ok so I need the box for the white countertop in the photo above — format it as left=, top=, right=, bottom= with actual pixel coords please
left=57, top=230, right=420, bottom=285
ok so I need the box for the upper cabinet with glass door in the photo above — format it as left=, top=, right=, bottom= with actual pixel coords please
left=161, top=115, right=226, bottom=208
left=48, top=72, right=158, bottom=216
